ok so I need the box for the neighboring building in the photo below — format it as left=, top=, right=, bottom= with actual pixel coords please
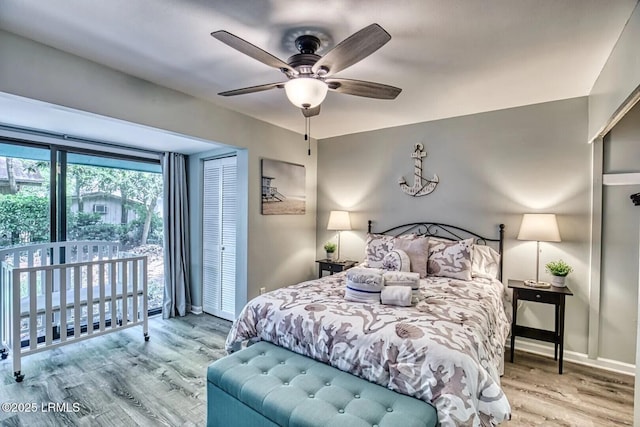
left=0, top=157, right=44, bottom=194
left=70, top=192, right=141, bottom=224
left=69, top=192, right=162, bottom=225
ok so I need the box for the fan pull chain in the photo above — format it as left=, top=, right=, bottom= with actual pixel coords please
left=304, top=116, right=311, bottom=156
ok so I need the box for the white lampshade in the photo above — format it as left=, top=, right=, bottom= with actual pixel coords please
left=327, top=210, right=352, bottom=231
left=284, top=78, right=328, bottom=109
left=517, top=214, right=561, bottom=242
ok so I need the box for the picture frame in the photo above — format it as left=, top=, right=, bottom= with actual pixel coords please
left=261, top=158, right=306, bottom=215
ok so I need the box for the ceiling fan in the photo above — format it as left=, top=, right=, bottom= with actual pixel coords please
left=211, top=24, right=402, bottom=117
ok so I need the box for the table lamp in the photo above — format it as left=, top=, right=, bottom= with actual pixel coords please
left=327, top=210, right=351, bottom=261
left=517, top=213, right=561, bottom=287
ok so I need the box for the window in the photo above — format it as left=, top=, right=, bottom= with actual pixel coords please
left=92, top=204, right=108, bottom=214
left=0, top=141, right=164, bottom=316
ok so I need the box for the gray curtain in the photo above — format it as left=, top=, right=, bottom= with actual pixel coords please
left=162, top=152, right=191, bottom=318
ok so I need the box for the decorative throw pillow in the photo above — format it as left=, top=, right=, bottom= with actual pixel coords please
left=364, top=233, right=395, bottom=268
left=427, top=238, right=473, bottom=281
left=393, top=236, right=429, bottom=278
left=471, top=245, right=501, bottom=279
left=428, top=236, right=451, bottom=245
left=382, top=249, right=411, bottom=272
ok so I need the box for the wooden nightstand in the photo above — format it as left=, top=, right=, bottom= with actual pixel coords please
left=508, top=279, right=573, bottom=374
left=316, top=259, right=358, bottom=278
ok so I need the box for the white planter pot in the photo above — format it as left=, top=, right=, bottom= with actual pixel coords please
left=551, top=275, right=567, bottom=287
left=326, top=252, right=335, bottom=261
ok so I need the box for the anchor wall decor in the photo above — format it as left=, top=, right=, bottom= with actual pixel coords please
left=398, top=143, right=439, bottom=197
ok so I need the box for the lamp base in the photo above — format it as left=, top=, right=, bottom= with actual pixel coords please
left=524, top=280, right=551, bottom=288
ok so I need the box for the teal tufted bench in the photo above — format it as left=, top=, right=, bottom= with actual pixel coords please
left=207, top=341, right=438, bottom=427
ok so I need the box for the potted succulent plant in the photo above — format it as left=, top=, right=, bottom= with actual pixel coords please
left=545, top=259, right=573, bottom=287
left=324, top=242, right=337, bottom=260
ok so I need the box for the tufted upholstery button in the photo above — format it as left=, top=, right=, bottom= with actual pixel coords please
left=283, top=382, right=289, bottom=386
left=354, top=394, right=360, bottom=399
left=260, top=352, right=265, bottom=356
left=262, top=371, right=268, bottom=375
left=308, top=394, right=314, bottom=398
left=325, top=382, right=331, bottom=386
left=301, top=370, right=306, bottom=374
left=338, top=409, right=344, bottom=414
left=280, top=361, right=285, bottom=365
left=387, top=408, right=393, bottom=412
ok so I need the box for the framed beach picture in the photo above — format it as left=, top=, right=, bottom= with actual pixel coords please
left=261, top=158, right=306, bottom=215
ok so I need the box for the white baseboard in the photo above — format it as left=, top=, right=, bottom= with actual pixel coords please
left=510, top=339, right=635, bottom=376
left=190, top=305, right=203, bottom=315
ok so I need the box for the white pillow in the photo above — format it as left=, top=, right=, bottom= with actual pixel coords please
left=471, top=245, right=501, bottom=279
left=382, top=249, right=411, bottom=272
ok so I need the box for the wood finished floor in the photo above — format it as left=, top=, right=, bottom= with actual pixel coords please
left=0, top=314, right=634, bottom=426
left=502, top=351, right=633, bottom=426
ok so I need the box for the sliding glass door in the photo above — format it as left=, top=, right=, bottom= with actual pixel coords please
left=0, top=144, right=51, bottom=246
left=0, top=141, right=164, bottom=313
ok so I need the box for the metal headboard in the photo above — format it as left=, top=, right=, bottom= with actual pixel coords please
left=367, top=220, right=505, bottom=280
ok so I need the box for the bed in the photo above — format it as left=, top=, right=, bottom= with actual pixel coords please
left=226, top=221, right=511, bottom=426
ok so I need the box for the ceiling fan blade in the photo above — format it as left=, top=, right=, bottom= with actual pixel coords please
left=212, top=30, right=296, bottom=74
left=301, top=105, right=321, bottom=118
left=218, top=82, right=285, bottom=97
left=312, top=24, right=391, bottom=77
left=326, top=78, right=402, bottom=99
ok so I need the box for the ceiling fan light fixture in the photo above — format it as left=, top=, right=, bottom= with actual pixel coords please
left=284, top=78, right=328, bottom=109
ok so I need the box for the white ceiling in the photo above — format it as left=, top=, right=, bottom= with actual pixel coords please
left=0, top=0, right=638, bottom=147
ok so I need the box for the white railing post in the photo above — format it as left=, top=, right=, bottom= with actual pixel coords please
left=11, top=268, right=21, bottom=379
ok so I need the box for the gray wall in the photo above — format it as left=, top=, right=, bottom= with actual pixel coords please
left=601, top=103, right=640, bottom=364
left=0, top=30, right=318, bottom=310
left=589, top=2, right=640, bottom=141
left=604, top=103, right=640, bottom=174
left=317, top=97, right=592, bottom=355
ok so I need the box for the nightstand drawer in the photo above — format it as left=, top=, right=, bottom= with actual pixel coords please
left=517, top=288, right=560, bottom=304
left=316, top=260, right=358, bottom=278
left=325, top=263, right=343, bottom=273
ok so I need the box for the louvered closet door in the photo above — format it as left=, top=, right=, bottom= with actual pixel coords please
left=202, top=156, right=237, bottom=320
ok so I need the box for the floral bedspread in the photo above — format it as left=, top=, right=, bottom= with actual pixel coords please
left=226, top=272, right=512, bottom=426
